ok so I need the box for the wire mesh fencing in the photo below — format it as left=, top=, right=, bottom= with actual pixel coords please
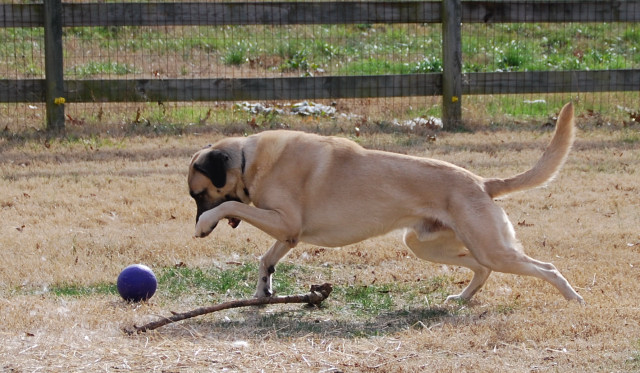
left=1, top=0, right=638, bottom=132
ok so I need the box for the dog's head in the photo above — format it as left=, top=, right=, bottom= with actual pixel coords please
left=188, top=142, right=246, bottom=228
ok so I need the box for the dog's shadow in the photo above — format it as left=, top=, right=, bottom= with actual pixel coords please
left=146, top=303, right=465, bottom=340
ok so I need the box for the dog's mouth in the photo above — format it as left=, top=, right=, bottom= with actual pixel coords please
left=194, top=195, right=243, bottom=229
left=228, top=217, right=241, bottom=228
left=196, top=198, right=241, bottom=228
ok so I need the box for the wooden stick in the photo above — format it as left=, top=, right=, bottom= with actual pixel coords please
left=125, top=283, right=333, bottom=335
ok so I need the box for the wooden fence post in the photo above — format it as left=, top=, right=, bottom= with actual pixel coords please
left=43, top=0, right=65, bottom=131
left=442, top=0, right=462, bottom=128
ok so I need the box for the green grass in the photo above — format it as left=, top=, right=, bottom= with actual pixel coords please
left=155, top=262, right=308, bottom=301
left=341, top=58, right=414, bottom=75
left=68, top=61, right=139, bottom=77
left=58, top=134, right=126, bottom=150
left=48, top=264, right=256, bottom=300
left=3, top=22, right=639, bottom=78
left=49, top=283, right=117, bottom=297
left=157, top=263, right=258, bottom=299
left=462, top=23, right=640, bottom=72
left=412, top=56, right=443, bottom=73
left=499, top=41, right=532, bottom=70
left=338, top=284, right=395, bottom=315
left=0, top=28, right=45, bottom=78
left=620, top=130, right=640, bottom=144
left=43, top=262, right=459, bottom=318
left=46, top=264, right=260, bottom=300
left=3, top=22, right=639, bottom=82
left=628, top=340, right=640, bottom=370
left=146, top=263, right=460, bottom=338
left=223, top=42, right=251, bottom=66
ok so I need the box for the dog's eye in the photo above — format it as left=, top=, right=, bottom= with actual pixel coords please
left=190, top=191, right=205, bottom=199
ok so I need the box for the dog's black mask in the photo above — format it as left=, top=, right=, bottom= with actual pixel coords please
left=193, top=149, right=229, bottom=188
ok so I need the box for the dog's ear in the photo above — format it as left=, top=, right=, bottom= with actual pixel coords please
left=193, top=150, right=229, bottom=188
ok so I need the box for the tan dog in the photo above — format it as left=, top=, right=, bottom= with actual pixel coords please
left=189, top=103, right=583, bottom=303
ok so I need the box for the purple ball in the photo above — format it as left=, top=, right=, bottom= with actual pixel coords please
left=117, top=264, right=157, bottom=302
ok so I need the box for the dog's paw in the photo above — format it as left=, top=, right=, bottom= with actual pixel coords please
left=445, top=294, right=469, bottom=304
left=194, top=220, right=218, bottom=238
left=253, top=288, right=273, bottom=298
left=573, top=294, right=586, bottom=305
left=194, top=209, right=222, bottom=237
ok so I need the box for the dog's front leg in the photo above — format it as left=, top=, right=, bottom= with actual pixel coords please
left=195, top=201, right=302, bottom=243
left=255, top=240, right=292, bottom=298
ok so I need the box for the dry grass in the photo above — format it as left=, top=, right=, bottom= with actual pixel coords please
left=1, top=119, right=640, bottom=372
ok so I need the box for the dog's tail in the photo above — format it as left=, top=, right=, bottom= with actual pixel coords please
left=484, top=102, right=575, bottom=199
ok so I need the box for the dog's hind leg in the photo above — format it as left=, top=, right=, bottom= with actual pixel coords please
left=403, top=227, right=492, bottom=302
left=453, top=203, right=584, bottom=303
left=472, top=246, right=584, bottom=303
left=255, top=240, right=292, bottom=298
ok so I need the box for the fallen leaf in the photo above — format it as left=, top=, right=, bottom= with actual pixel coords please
left=134, top=108, right=142, bottom=124
left=247, top=117, right=258, bottom=129
left=198, top=109, right=212, bottom=125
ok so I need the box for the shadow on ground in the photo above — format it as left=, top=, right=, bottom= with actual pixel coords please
left=133, top=304, right=467, bottom=340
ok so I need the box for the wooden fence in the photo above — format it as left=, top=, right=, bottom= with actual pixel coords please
left=1, top=0, right=639, bottom=130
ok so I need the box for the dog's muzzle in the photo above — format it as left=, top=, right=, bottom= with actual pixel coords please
left=194, top=197, right=242, bottom=230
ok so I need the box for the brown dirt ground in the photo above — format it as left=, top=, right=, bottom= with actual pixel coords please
left=1, top=120, right=639, bottom=372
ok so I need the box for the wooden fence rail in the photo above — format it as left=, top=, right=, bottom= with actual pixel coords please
left=4, top=1, right=639, bottom=27
left=1, top=0, right=639, bottom=130
left=5, top=70, right=637, bottom=102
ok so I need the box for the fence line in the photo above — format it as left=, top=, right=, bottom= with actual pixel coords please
left=3, top=1, right=639, bottom=27
left=1, top=0, right=639, bottom=130
left=6, top=70, right=636, bottom=102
